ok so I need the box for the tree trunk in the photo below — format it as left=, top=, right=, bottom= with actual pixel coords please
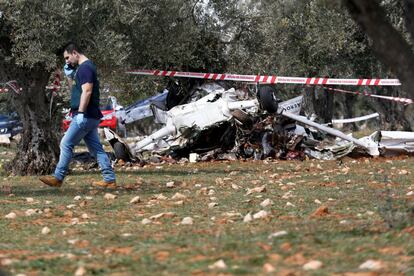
left=342, top=0, right=414, bottom=98
left=3, top=65, right=61, bottom=175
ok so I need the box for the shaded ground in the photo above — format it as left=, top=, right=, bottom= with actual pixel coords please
left=0, top=145, right=413, bottom=275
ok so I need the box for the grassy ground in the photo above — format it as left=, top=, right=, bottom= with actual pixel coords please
left=0, top=145, right=413, bottom=275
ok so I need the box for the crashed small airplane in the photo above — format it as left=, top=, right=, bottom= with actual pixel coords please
left=101, top=69, right=414, bottom=163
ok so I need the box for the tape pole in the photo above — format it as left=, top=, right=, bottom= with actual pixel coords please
left=126, top=69, right=401, bottom=86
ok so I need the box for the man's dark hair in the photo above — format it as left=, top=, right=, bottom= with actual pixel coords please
left=63, top=42, right=83, bottom=54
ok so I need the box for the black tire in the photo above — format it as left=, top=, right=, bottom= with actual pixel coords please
left=113, top=141, right=130, bottom=161
left=257, top=86, right=279, bottom=113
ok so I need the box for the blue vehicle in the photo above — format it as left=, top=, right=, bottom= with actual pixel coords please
left=0, top=113, right=23, bottom=138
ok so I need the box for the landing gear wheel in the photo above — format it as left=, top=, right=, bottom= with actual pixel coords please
left=257, top=86, right=279, bottom=113
left=113, top=141, right=130, bottom=162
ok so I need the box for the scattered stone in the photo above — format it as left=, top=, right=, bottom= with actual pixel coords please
left=231, top=184, right=240, bottom=190
left=26, top=197, right=34, bottom=203
left=166, top=181, right=175, bottom=188
left=81, top=213, right=89, bottom=219
left=172, top=193, right=187, bottom=200
left=208, top=259, right=227, bottom=270
left=260, top=199, right=273, bottom=207
left=263, top=263, right=276, bottom=273
left=74, top=266, right=86, bottom=276
left=141, top=218, right=152, bottom=225
left=406, top=191, right=414, bottom=196
left=155, top=194, right=168, bottom=200
left=104, top=193, right=117, bottom=200
left=314, top=199, right=322, bottom=204
left=74, top=196, right=82, bottom=201
left=286, top=202, right=295, bottom=207
left=41, top=227, right=51, bottom=235
left=25, top=209, right=38, bottom=216
left=181, top=217, right=194, bottom=225
left=359, top=260, right=384, bottom=271
left=66, top=204, right=77, bottom=209
left=253, top=210, right=269, bottom=219
left=5, top=212, right=16, bottom=219
left=303, top=260, right=323, bottom=270
left=268, top=231, right=288, bottom=239
left=208, top=202, right=218, bottom=208
left=243, top=212, right=253, bottom=223
left=130, top=196, right=141, bottom=204
left=150, top=212, right=176, bottom=220
left=246, top=185, right=266, bottom=195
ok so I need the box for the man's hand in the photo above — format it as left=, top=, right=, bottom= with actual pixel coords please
left=75, top=113, right=86, bottom=127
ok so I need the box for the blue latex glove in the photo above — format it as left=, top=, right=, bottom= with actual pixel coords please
left=75, top=113, right=86, bottom=127
left=64, top=64, right=76, bottom=79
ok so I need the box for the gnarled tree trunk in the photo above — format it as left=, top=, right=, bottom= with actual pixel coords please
left=2, top=65, right=60, bottom=175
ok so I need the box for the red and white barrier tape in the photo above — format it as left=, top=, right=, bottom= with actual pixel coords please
left=126, top=69, right=401, bottom=86
left=325, top=87, right=413, bottom=105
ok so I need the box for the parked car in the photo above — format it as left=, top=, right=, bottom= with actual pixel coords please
left=0, top=112, right=23, bottom=138
left=62, top=97, right=120, bottom=131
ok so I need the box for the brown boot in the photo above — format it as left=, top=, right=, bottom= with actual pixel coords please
left=39, top=175, right=62, bottom=188
left=92, top=180, right=117, bottom=189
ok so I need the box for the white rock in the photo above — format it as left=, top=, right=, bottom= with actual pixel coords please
left=406, top=191, right=414, bottom=196
left=166, top=181, right=175, bottom=188
left=243, top=213, right=253, bottom=223
left=1, top=258, right=13, bottom=266
left=5, top=212, right=16, bottom=219
left=314, top=199, right=322, bottom=204
left=81, top=213, right=89, bottom=219
left=41, top=227, right=51, bottom=235
left=141, top=218, right=152, bottom=225
left=71, top=218, right=80, bottom=225
left=155, top=194, right=168, bottom=200
left=253, top=210, right=269, bottom=219
left=208, top=259, right=227, bottom=270
left=231, top=184, right=240, bottom=190
left=303, top=260, right=323, bottom=270
left=286, top=202, right=295, bottom=207
left=268, top=231, right=288, bottom=239
left=260, top=199, right=273, bottom=207
left=263, top=263, right=276, bottom=273
left=25, top=209, right=37, bottom=216
left=73, top=196, right=82, bottom=201
left=359, top=260, right=384, bottom=270
left=104, top=193, right=117, bottom=200
left=181, top=217, right=194, bottom=225
left=208, top=202, right=218, bottom=208
left=66, top=204, right=77, bottom=209
left=208, top=189, right=215, bottom=196
left=85, top=196, right=93, bottom=200
left=172, top=193, right=187, bottom=200
left=26, top=197, right=34, bottom=203
left=74, top=266, right=86, bottom=276
left=130, top=196, right=141, bottom=204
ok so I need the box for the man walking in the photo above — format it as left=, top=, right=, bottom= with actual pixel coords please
left=40, top=42, right=116, bottom=188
